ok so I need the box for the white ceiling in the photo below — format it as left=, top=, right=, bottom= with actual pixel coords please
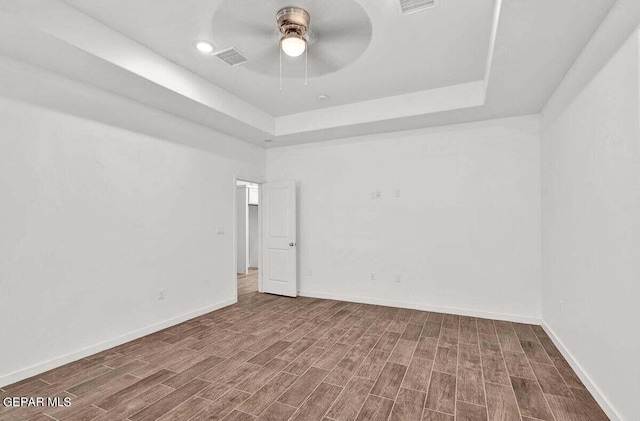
left=0, top=0, right=620, bottom=146
left=61, top=0, right=495, bottom=117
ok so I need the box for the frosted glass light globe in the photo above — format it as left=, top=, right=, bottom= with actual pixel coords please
left=281, top=34, right=306, bottom=57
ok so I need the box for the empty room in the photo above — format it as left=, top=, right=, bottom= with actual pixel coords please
left=0, top=1, right=638, bottom=420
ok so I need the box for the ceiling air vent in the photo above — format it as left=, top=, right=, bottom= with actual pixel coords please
left=213, top=48, right=248, bottom=67
left=399, top=0, right=436, bottom=15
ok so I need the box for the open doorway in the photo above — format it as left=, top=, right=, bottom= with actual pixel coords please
left=236, top=180, right=260, bottom=299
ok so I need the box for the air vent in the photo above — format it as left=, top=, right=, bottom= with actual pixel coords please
left=399, top=0, right=436, bottom=15
left=213, top=48, right=248, bottom=67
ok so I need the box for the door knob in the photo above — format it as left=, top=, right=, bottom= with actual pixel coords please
left=289, top=242, right=295, bottom=247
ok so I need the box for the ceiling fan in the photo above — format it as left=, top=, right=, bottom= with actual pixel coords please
left=276, top=7, right=311, bottom=58
left=276, top=7, right=311, bottom=89
left=209, top=0, right=372, bottom=86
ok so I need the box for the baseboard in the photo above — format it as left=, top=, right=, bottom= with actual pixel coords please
left=0, top=298, right=236, bottom=388
left=298, top=290, right=541, bottom=325
left=541, top=322, right=622, bottom=421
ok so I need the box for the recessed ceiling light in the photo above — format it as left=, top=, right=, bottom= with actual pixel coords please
left=317, top=94, right=330, bottom=101
left=194, top=41, right=215, bottom=54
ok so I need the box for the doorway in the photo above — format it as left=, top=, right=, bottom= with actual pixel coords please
left=236, top=180, right=261, bottom=299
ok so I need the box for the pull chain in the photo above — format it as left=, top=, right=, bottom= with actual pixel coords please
left=279, top=42, right=309, bottom=91
left=279, top=46, right=282, bottom=93
left=305, top=46, right=308, bottom=87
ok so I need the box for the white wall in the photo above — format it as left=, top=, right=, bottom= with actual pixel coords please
left=267, top=115, right=542, bottom=321
left=541, top=29, right=640, bottom=421
left=0, top=95, right=265, bottom=386
left=249, top=205, right=260, bottom=268
left=236, top=185, right=249, bottom=274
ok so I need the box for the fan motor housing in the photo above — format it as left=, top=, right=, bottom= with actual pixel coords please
left=276, top=7, right=310, bottom=36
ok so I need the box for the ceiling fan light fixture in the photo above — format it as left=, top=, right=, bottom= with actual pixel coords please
left=277, top=7, right=310, bottom=58
left=280, top=33, right=307, bottom=57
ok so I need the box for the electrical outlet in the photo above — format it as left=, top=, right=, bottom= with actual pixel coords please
left=394, top=274, right=401, bottom=283
left=158, top=289, right=165, bottom=300
left=308, top=269, right=313, bottom=278
left=370, top=271, right=376, bottom=281
left=394, top=189, right=401, bottom=198
left=559, top=300, right=564, bottom=313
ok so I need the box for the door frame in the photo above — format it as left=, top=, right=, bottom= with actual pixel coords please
left=233, top=175, right=264, bottom=300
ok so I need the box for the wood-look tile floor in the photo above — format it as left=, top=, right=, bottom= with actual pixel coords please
left=0, top=292, right=609, bottom=421
left=237, top=269, right=258, bottom=297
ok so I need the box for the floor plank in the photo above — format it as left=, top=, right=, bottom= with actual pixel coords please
left=326, top=376, right=372, bottom=421
left=425, top=371, right=456, bottom=415
left=129, top=378, right=211, bottom=421
left=456, top=401, right=487, bottom=421
left=278, top=367, right=329, bottom=407
left=484, top=382, right=521, bottom=421
left=530, top=362, right=574, bottom=398
left=456, top=367, right=486, bottom=406
left=255, top=402, right=297, bottom=421
left=290, top=382, right=342, bottom=421
left=401, top=357, right=432, bottom=392
left=433, top=347, right=457, bottom=375
left=354, top=395, right=394, bottom=421
left=370, top=362, right=407, bottom=400
left=422, top=410, right=454, bottom=421
left=510, top=377, right=554, bottom=421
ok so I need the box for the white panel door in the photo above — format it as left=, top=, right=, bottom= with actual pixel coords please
left=262, top=181, right=297, bottom=297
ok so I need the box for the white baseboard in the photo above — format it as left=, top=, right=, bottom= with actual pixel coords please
left=0, top=298, right=236, bottom=388
left=541, top=322, right=622, bottom=421
left=298, top=290, right=541, bottom=324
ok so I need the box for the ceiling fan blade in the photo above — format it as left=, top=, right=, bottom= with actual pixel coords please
left=308, top=33, right=370, bottom=75
left=246, top=48, right=280, bottom=74
left=226, top=19, right=274, bottom=38
left=313, top=25, right=372, bottom=44
left=210, top=0, right=278, bottom=56
left=227, top=26, right=274, bottom=50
